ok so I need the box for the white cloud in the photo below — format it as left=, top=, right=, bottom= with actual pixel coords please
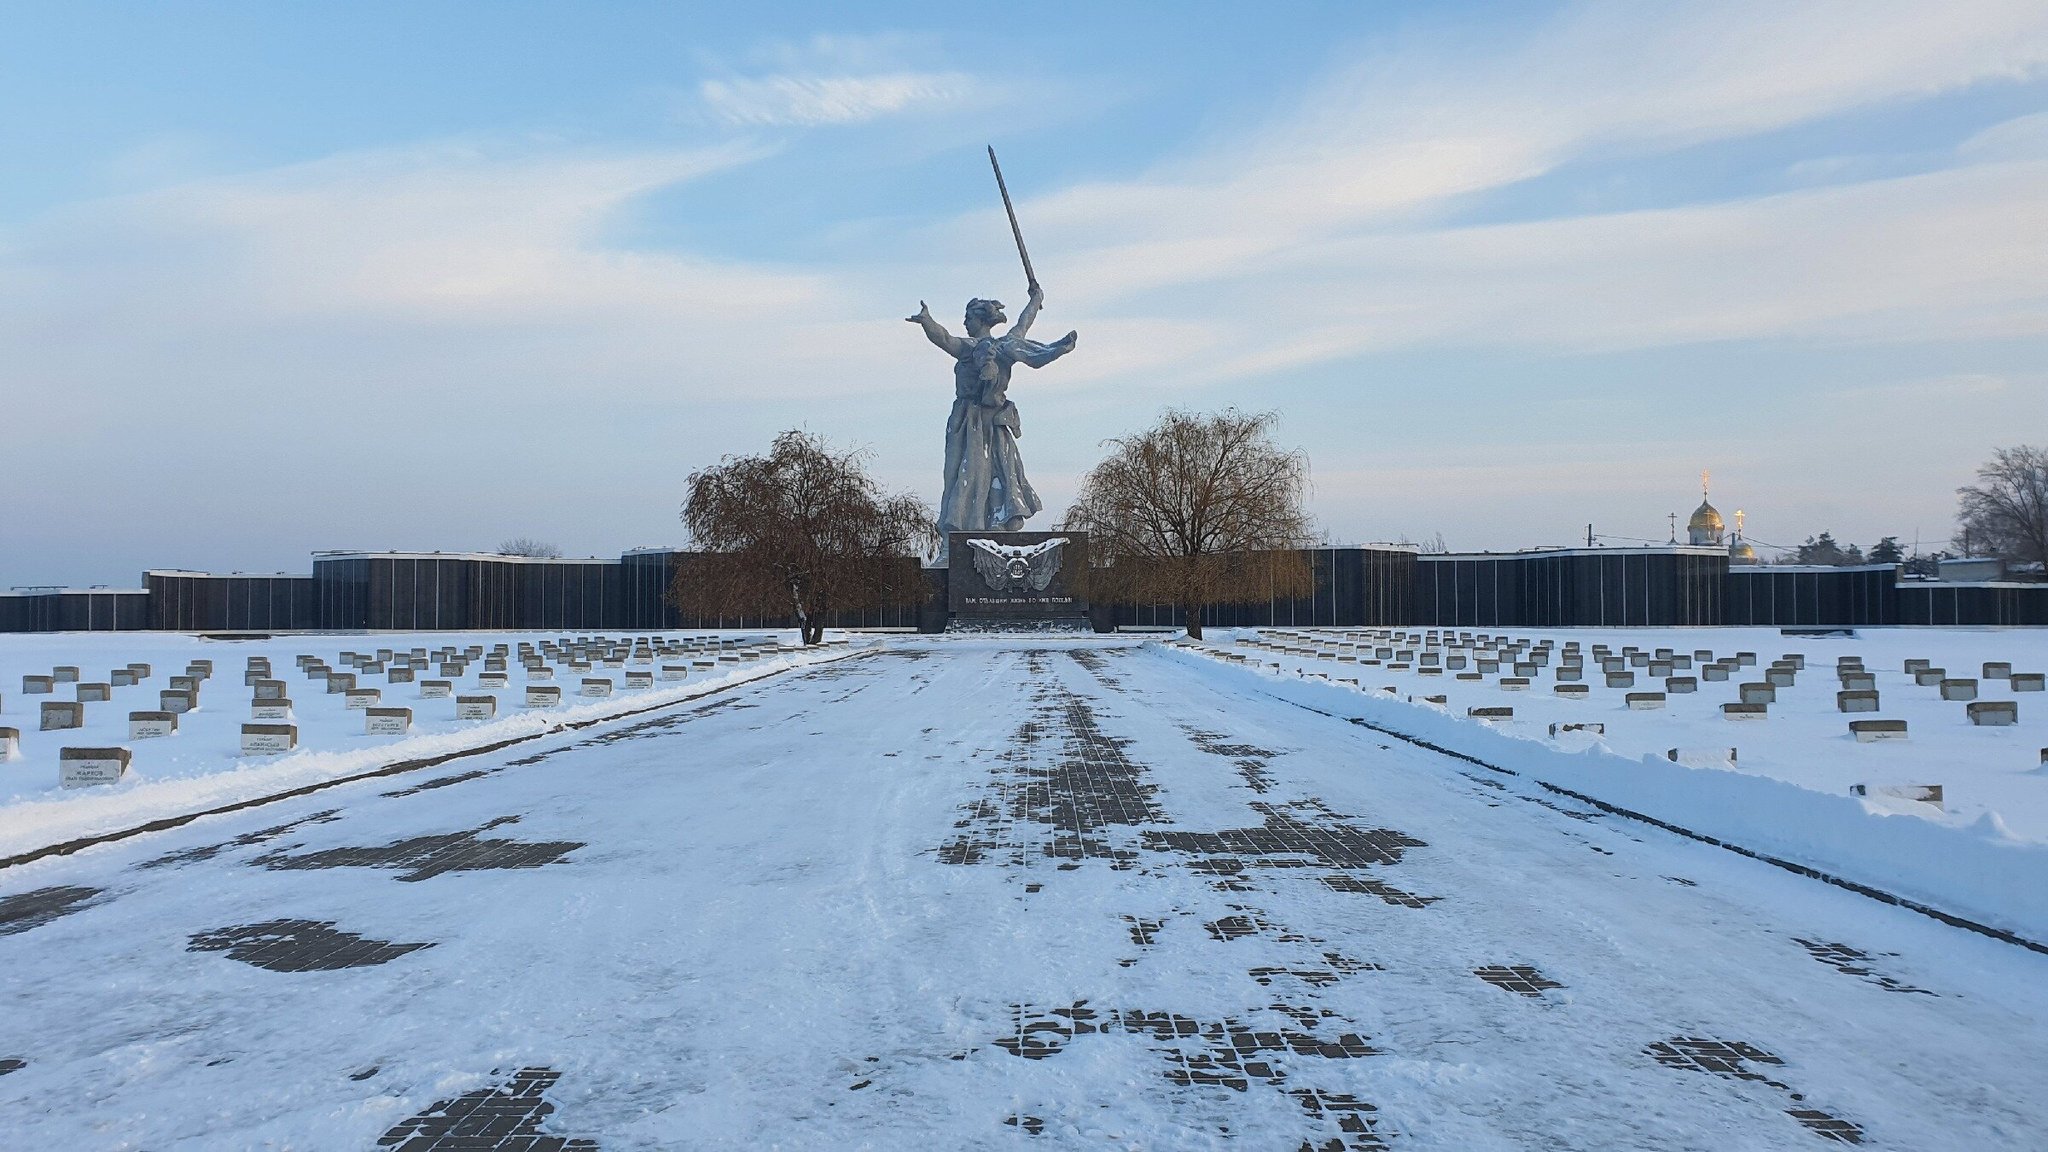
left=699, top=71, right=975, bottom=127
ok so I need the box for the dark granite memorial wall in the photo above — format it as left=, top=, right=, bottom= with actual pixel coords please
left=1108, top=546, right=1417, bottom=630
left=0, top=588, right=150, bottom=632
left=4, top=543, right=2044, bottom=632
left=146, top=573, right=319, bottom=632
left=1723, top=564, right=1898, bottom=627
left=1413, top=548, right=1724, bottom=628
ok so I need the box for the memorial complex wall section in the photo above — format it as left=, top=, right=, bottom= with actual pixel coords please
left=2, top=543, right=2042, bottom=633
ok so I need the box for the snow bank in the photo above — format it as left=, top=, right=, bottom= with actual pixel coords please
left=1161, top=642, right=2048, bottom=945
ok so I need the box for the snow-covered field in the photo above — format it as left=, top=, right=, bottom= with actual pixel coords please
left=2, top=638, right=2046, bottom=1149
left=1204, top=626, right=2048, bottom=841
left=0, top=630, right=849, bottom=859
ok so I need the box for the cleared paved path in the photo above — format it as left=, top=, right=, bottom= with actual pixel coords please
left=3, top=640, right=2046, bottom=1150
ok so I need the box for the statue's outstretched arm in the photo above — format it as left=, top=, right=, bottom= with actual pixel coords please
left=1008, top=283, right=1044, bottom=339
left=905, top=301, right=967, bottom=358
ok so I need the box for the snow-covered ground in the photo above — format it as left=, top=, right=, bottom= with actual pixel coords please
left=1212, top=626, right=2048, bottom=840
left=0, top=630, right=849, bottom=859
left=2, top=638, right=2046, bottom=1149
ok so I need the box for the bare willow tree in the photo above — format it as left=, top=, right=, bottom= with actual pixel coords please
left=674, top=431, right=934, bottom=645
left=1955, top=445, right=2048, bottom=571
left=498, top=537, right=563, bottom=558
left=1064, top=408, right=1314, bottom=640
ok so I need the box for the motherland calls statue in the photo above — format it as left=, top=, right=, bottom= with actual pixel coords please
left=907, top=148, right=1078, bottom=548
left=907, top=290, right=1077, bottom=537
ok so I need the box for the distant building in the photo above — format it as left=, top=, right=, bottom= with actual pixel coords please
left=1728, top=509, right=1759, bottom=566
left=1938, top=556, right=2006, bottom=582
left=1687, top=471, right=1725, bottom=547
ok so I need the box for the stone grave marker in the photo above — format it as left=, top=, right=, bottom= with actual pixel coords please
left=419, top=680, right=453, bottom=699
left=345, top=688, right=380, bottom=710
left=525, top=684, right=562, bottom=708
left=129, top=710, right=177, bottom=739
left=111, top=669, right=136, bottom=687
left=388, top=666, right=415, bottom=684
left=1765, top=666, right=1797, bottom=688
left=23, top=675, right=53, bottom=695
left=1984, top=661, right=2013, bottom=680
left=242, top=724, right=296, bottom=755
left=1848, top=719, right=1908, bottom=742
left=365, top=707, right=412, bottom=736
left=478, top=672, right=508, bottom=689
left=253, top=679, right=287, bottom=701
left=1904, top=658, right=1931, bottom=674
left=1626, top=692, right=1667, bottom=710
left=1840, top=671, right=1876, bottom=691
left=625, top=670, right=653, bottom=690
left=76, top=682, right=111, bottom=702
left=127, top=662, right=151, bottom=680
left=1967, top=701, right=2018, bottom=726
left=1721, top=701, right=1767, bottom=720
left=160, top=691, right=194, bottom=714
left=53, top=666, right=79, bottom=683
left=1738, top=683, right=1776, bottom=706
left=1605, top=671, right=1634, bottom=689
left=580, top=678, right=613, bottom=698
left=2011, top=673, right=2044, bottom=692
left=251, top=700, right=292, bottom=721
left=1667, top=676, right=1698, bottom=694
left=1499, top=677, right=1531, bottom=691
left=327, top=673, right=356, bottom=694
left=1467, top=706, right=1514, bottom=721
left=42, top=701, right=84, bottom=731
left=1913, top=667, right=1947, bottom=687
left=1940, top=678, right=1978, bottom=702
left=1837, top=690, right=1880, bottom=713
left=456, top=695, right=496, bottom=720
left=1554, top=683, right=1590, bottom=698
left=0, top=727, right=16, bottom=760
left=1648, top=661, right=1673, bottom=678
left=1549, top=721, right=1604, bottom=736
left=188, top=659, right=213, bottom=676
left=527, top=666, right=555, bottom=681
left=1779, top=654, right=1805, bottom=670
left=1735, top=652, right=1757, bottom=667
left=59, top=746, right=130, bottom=788
left=1851, top=782, right=1938, bottom=805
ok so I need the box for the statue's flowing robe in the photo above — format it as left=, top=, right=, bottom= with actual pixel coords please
left=940, top=332, right=1064, bottom=534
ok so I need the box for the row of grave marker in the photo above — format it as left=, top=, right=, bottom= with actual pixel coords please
left=4, top=632, right=823, bottom=790
left=1213, top=628, right=2048, bottom=806
left=1238, top=629, right=2038, bottom=735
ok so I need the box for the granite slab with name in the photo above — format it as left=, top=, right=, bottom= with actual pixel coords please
left=241, top=724, right=297, bottom=755
left=59, top=746, right=131, bottom=788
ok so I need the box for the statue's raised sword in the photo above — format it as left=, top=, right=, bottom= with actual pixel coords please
left=987, top=145, right=1038, bottom=295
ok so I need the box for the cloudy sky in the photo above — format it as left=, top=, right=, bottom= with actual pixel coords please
left=4, top=0, right=2047, bottom=587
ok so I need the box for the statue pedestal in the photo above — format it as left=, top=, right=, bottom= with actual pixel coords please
left=947, top=531, right=1091, bottom=628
